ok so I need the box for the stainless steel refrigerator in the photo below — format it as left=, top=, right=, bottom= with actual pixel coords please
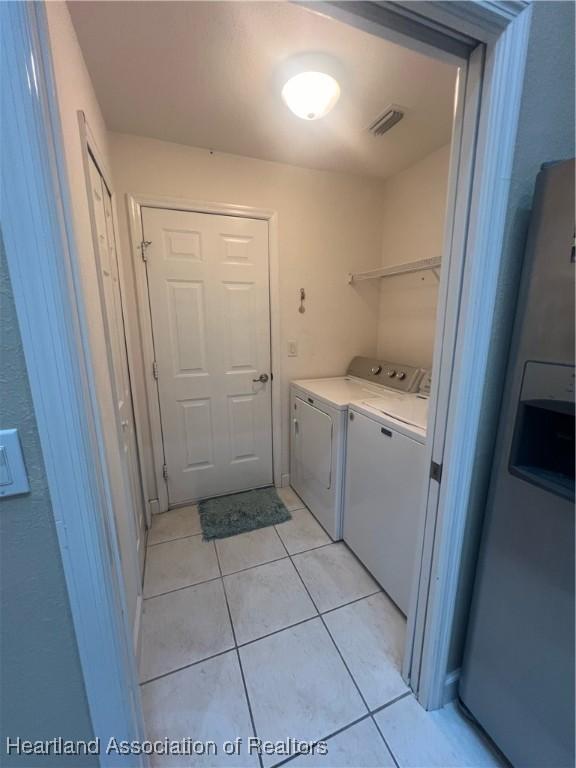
left=460, top=159, right=575, bottom=767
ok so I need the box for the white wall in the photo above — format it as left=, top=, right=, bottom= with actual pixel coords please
left=45, top=3, right=141, bottom=636
left=109, top=133, right=386, bottom=481
left=376, top=144, right=450, bottom=368
left=1, top=232, right=97, bottom=764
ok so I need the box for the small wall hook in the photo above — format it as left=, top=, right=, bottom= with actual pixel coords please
left=299, top=288, right=306, bottom=314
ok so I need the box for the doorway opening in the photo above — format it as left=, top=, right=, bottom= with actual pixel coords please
left=6, top=0, right=523, bottom=760
left=73, top=0, right=461, bottom=729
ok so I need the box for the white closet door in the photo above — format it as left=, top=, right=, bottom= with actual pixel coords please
left=88, top=156, right=146, bottom=578
left=142, top=207, right=273, bottom=504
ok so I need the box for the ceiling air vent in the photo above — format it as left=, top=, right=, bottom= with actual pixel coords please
left=369, top=105, right=404, bottom=136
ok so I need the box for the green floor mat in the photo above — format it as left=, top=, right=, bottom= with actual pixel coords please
left=198, top=486, right=292, bottom=541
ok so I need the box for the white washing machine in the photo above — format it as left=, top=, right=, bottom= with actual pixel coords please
left=343, top=378, right=430, bottom=614
left=290, top=357, right=424, bottom=540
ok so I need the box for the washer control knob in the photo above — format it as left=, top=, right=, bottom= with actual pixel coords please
left=386, top=369, right=397, bottom=378
left=397, top=371, right=406, bottom=380
left=370, top=365, right=382, bottom=375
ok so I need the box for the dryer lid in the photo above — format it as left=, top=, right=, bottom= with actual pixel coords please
left=362, top=395, right=429, bottom=430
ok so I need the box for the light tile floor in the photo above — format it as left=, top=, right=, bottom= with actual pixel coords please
left=140, top=491, right=504, bottom=768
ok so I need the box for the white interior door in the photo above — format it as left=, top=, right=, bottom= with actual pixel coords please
left=88, top=156, right=146, bottom=578
left=142, top=207, right=273, bottom=504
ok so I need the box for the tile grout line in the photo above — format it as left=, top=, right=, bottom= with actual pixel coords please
left=371, top=715, right=401, bottom=768
left=274, top=532, right=382, bottom=765
left=144, top=535, right=395, bottom=670
left=275, top=499, right=336, bottom=545
left=140, top=641, right=412, bottom=722
left=139, top=617, right=318, bottom=687
left=214, top=538, right=265, bottom=768
left=147, top=530, right=203, bottom=547
left=370, top=690, right=412, bottom=717
left=233, top=586, right=385, bottom=650
left=142, top=585, right=402, bottom=687
left=276, top=532, right=401, bottom=768
left=274, top=536, right=336, bottom=558
left=274, top=525, right=322, bottom=617
left=143, top=544, right=380, bottom=611
left=268, top=517, right=398, bottom=768
left=144, top=515, right=334, bottom=599
left=317, top=597, right=401, bottom=768
left=147, top=530, right=204, bottom=548
left=272, top=689, right=412, bottom=768
left=237, top=614, right=315, bottom=650
left=149, top=500, right=317, bottom=549
left=320, top=588, right=383, bottom=617
left=219, top=553, right=286, bottom=578
left=147, top=497, right=307, bottom=549
left=144, top=509, right=405, bottom=767
left=143, top=571, right=223, bottom=601
left=140, top=646, right=233, bottom=687
left=140, top=550, right=387, bottom=680
left=270, top=712, right=374, bottom=768
left=144, top=550, right=289, bottom=600
left=369, top=691, right=415, bottom=768
left=319, top=610, right=401, bottom=768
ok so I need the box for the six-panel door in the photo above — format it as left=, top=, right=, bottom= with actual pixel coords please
left=142, top=207, right=273, bottom=504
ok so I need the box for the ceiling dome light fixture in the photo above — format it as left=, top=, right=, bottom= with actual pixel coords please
left=281, top=71, right=340, bottom=121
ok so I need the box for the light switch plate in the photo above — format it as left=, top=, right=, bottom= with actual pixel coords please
left=287, top=340, right=298, bottom=357
left=0, top=429, right=30, bottom=497
left=0, top=447, right=12, bottom=486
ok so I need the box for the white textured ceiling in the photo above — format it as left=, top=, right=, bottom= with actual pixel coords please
left=68, top=1, right=457, bottom=179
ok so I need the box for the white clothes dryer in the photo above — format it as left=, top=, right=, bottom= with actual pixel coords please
left=290, top=357, right=424, bottom=540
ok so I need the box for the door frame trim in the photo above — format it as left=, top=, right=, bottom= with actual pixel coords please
left=126, top=194, right=282, bottom=511
left=5, top=0, right=533, bottom=748
left=1, top=1, right=145, bottom=757
left=316, top=0, right=532, bottom=708
left=414, top=4, right=533, bottom=710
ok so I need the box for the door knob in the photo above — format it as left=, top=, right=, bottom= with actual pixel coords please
left=252, top=373, right=269, bottom=383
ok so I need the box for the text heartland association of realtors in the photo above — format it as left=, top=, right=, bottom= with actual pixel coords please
left=4, top=737, right=330, bottom=757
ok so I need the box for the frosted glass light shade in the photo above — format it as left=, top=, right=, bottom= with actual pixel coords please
left=281, top=71, right=340, bottom=120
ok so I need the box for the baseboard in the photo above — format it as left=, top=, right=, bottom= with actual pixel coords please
left=444, top=668, right=461, bottom=704
left=148, top=498, right=160, bottom=517
left=280, top=473, right=290, bottom=488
